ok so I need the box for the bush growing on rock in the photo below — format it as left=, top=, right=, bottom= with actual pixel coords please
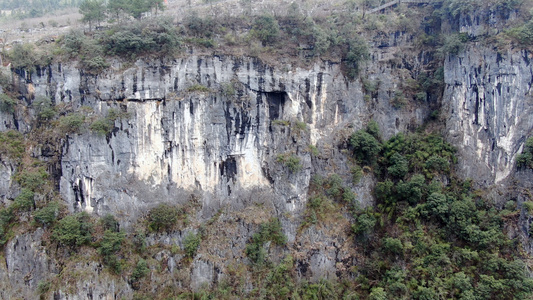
left=183, top=232, right=201, bottom=258
left=350, top=130, right=381, bottom=166
left=148, top=203, right=183, bottom=232
left=33, top=201, right=60, bottom=226
left=251, top=15, right=280, bottom=45
left=516, top=137, right=533, bottom=169
left=52, top=212, right=93, bottom=247
left=0, top=94, right=16, bottom=113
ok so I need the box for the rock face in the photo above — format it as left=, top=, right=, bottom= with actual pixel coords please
left=444, top=47, right=533, bottom=186
left=2, top=20, right=533, bottom=298
left=28, top=54, right=427, bottom=226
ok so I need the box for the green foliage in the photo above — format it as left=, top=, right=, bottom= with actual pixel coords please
left=351, top=165, right=363, bottom=184
left=33, top=97, right=56, bottom=121
left=37, top=279, right=51, bottom=295
left=272, top=119, right=290, bottom=126
left=276, top=153, right=302, bottom=173
left=89, top=108, right=128, bottom=135
left=89, top=119, right=113, bottom=135
left=261, top=256, right=295, bottom=298
left=246, top=218, right=287, bottom=265
left=0, top=94, right=16, bottom=113
left=13, top=188, right=34, bottom=211
left=369, top=287, right=387, bottom=300
left=251, top=15, right=280, bottom=45
left=131, top=258, right=149, bottom=282
left=102, top=18, right=180, bottom=58
left=98, top=229, right=125, bottom=271
left=0, top=207, right=14, bottom=246
left=382, top=237, right=404, bottom=256
left=52, top=212, right=93, bottom=248
left=186, top=84, right=211, bottom=93
left=523, top=201, right=533, bottom=214
left=294, top=121, right=307, bottom=131
left=148, top=203, right=183, bottom=232
left=79, top=0, right=106, bottom=31
left=0, top=130, right=25, bottom=160
left=15, top=168, right=48, bottom=191
left=185, top=12, right=217, bottom=38
left=387, top=152, right=408, bottom=179
left=438, top=33, right=469, bottom=56
left=58, top=113, right=85, bottom=134
left=352, top=212, right=376, bottom=237
left=8, top=44, right=41, bottom=71
left=350, top=130, right=381, bottom=166
left=344, top=35, right=370, bottom=79
left=516, top=137, right=533, bottom=169
left=508, top=18, right=533, bottom=45
left=61, top=30, right=108, bottom=74
left=183, top=232, right=201, bottom=258
left=34, top=201, right=60, bottom=226
left=100, top=214, right=119, bottom=232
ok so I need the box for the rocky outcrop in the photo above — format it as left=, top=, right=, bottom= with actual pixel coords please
left=2, top=18, right=533, bottom=296
left=444, top=47, right=533, bottom=186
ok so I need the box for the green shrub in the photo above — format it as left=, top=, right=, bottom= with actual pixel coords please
left=252, top=15, right=280, bottom=45
left=52, top=212, right=93, bottom=247
left=132, top=229, right=146, bottom=253
left=13, top=188, right=34, bottom=211
left=246, top=218, right=286, bottom=265
left=0, top=130, right=25, bottom=160
left=272, top=119, right=290, bottom=126
left=131, top=258, right=149, bottom=282
left=369, top=287, right=387, bottom=300
left=523, top=201, right=533, bottom=214
left=276, top=153, right=302, bottom=173
left=99, top=229, right=125, bottom=271
left=0, top=94, right=17, bottom=113
left=183, top=232, right=201, bottom=258
left=508, top=19, right=533, bottom=45
left=425, top=155, right=450, bottom=173
left=33, top=97, right=56, bottom=121
left=0, top=208, right=14, bottom=246
left=438, top=33, right=469, bottom=56
left=89, top=109, right=130, bottom=136
left=34, top=201, right=60, bottom=226
left=343, top=35, right=370, bottom=79
left=100, top=214, right=119, bottom=232
left=148, top=203, right=182, bottom=232
left=353, top=212, right=376, bottom=237
left=58, top=113, right=85, bottom=134
left=89, top=119, right=113, bottom=135
left=185, top=12, right=217, bottom=38
left=102, top=18, right=180, bottom=57
left=8, top=43, right=40, bottom=71
left=382, top=237, right=404, bottom=256
left=294, top=121, right=307, bottom=131
left=220, top=82, right=237, bottom=97
left=186, top=37, right=216, bottom=48
left=186, top=84, right=211, bottom=93
left=37, top=279, right=51, bottom=295
left=350, top=130, right=381, bottom=165
left=517, top=137, right=533, bottom=169
left=391, top=91, right=407, bottom=109
left=61, top=30, right=109, bottom=74
left=387, top=153, right=408, bottom=179
left=15, top=168, right=48, bottom=191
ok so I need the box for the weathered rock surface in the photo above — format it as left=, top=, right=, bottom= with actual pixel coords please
left=444, top=47, right=533, bottom=186
left=1, top=17, right=533, bottom=296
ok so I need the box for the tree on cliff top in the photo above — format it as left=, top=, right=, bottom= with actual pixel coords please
left=79, top=0, right=106, bottom=31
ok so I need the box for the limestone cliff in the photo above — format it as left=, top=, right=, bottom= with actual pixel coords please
left=1, top=6, right=533, bottom=298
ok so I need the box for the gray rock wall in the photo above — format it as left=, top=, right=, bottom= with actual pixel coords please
left=444, top=47, right=533, bottom=186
